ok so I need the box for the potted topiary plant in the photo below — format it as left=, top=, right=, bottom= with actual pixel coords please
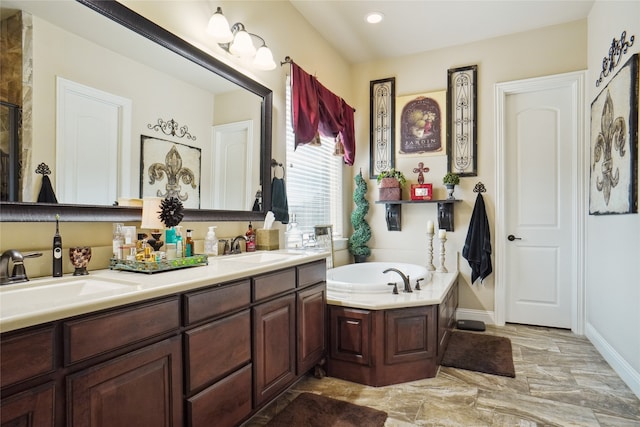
left=349, top=171, right=371, bottom=263
left=377, top=168, right=406, bottom=201
left=443, top=172, right=460, bottom=199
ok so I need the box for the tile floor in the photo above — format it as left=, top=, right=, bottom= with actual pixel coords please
left=243, top=324, right=640, bottom=427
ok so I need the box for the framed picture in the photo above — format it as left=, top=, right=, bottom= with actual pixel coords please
left=589, top=53, right=638, bottom=215
left=140, top=135, right=202, bottom=209
left=410, top=184, right=433, bottom=200
left=396, top=90, right=446, bottom=156
left=447, top=65, right=478, bottom=176
left=370, top=77, right=395, bottom=179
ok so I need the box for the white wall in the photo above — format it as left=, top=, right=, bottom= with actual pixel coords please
left=585, top=0, right=640, bottom=398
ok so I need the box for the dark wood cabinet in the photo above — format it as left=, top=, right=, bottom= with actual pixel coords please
left=0, top=382, right=55, bottom=427
left=253, top=294, right=296, bottom=407
left=329, top=307, right=372, bottom=366
left=66, top=335, right=183, bottom=426
left=385, top=306, right=436, bottom=365
left=438, top=279, right=458, bottom=363
left=296, top=283, right=326, bottom=375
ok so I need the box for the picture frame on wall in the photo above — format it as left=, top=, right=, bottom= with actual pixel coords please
left=589, top=53, right=638, bottom=215
left=140, top=135, right=202, bottom=209
left=447, top=64, right=478, bottom=176
left=396, top=90, right=446, bottom=156
left=369, top=77, right=395, bottom=179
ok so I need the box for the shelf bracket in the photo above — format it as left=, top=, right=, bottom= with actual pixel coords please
left=385, top=204, right=401, bottom=231
left=437, top=202, right=454, bottom=232
left=378, top=200, right=458, bottom=232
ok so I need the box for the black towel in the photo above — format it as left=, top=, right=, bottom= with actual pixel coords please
left=462, top=193, right=492, bottom=284
left=271, top=177, right=289, bottom=224
left=37, top=175, right=58, bottom=203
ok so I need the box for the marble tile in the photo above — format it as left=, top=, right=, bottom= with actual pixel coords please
left=242, top=324, right=640, bottom=427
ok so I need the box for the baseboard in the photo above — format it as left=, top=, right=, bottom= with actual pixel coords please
left=586, top=322, right=640, bottom=399
left=455, top=308, right=496, bottom=325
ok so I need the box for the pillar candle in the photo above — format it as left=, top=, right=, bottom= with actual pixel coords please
left=438, top=229, right=446, bottom=239
left=427, top=220, right=434, bottom=233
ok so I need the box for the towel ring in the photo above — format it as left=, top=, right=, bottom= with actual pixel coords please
left=271, top=158, right=285, bottom=179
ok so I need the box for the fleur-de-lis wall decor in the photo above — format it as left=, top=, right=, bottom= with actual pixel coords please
left=148, top=145, right=197, bottom=201
left=592, top=91, right=626, bottom=206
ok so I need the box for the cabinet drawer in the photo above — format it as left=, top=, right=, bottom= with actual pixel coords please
left=252, top=268, right=295, bottom=301
left=187, top=364, right=252, bottom=427
left=64, top=297, right=180, bottom=364
left=184, top=280, right=250, bottom=325
left=185, top=310, right=251, bottom=393
left=297, top=260, right=326, bottom=288
left=1, top=325, right=56, bottom=388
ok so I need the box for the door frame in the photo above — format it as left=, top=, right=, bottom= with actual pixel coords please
left=494, top=71, right=587, bottom=334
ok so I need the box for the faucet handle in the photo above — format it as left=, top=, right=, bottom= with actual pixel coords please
left=387, top=282, right=398, bottom=295
left=415, top=278, right=424, bottom=290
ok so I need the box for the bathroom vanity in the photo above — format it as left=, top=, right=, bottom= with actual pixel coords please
left=0, top=251, right=327, bottom=427
left=326, top=272, right=458, bottom=387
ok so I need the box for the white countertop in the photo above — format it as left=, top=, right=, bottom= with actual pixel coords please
left=326, top=271, right=458, bottom=310
left=0, top=249, right=328, bottom=333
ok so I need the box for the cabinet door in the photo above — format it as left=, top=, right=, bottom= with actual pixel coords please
left=297, top=283, right=326, bottom=375
left=253, top=294, right=296, bottom=407
left=0, top=382, right=55, bottom=427
left=385, top=306, right=436, bottom=364
left=329, top=307, right=371, bottom=366
left=67, top=335, right=182, bottom=426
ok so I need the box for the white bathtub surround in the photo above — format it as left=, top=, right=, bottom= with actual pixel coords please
left=327, top=262, right=430, bottom=294
left=327, top=270, right=457, bottom=310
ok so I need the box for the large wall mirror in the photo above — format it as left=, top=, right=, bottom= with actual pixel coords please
left=0, top=0, right=272, bottom=222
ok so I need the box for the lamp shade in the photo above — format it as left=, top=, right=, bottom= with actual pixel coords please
left=141, top=197, right=165, bottom=230
left=207, top=7, right=233, bottom=43
left=253, top=45, right=276, bottom=70
left=229, top=29, right=256, bottom=57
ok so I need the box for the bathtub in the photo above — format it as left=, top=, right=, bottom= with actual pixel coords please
left=326, top=262, right=430, bottom=294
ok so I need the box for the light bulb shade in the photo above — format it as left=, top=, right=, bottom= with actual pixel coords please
left=207, top=7, right=233, bottom=43
left=253, top=45, right=276, bottom=70
left=140, top=197, right=165, bottom=230
left=229, top=30, right=256, bottom=57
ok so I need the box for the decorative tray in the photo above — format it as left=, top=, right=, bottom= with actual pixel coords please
left=109, top=254, right=209, bottom=274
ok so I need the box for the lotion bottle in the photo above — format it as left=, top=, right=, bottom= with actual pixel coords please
left=245, top=222, right=256, bottom=252
left=175, top=226, right=184, bottom=258
left=52, top=214, right=63, bottom=277
left=204, top=226, right=218, bottom=256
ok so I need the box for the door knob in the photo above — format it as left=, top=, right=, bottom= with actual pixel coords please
left=507, top=234, right=522, bottom=241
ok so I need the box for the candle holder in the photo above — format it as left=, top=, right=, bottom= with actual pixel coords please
left=426, top=231, right=436, bottom=271
left=436, top=236, right=448, bottom=273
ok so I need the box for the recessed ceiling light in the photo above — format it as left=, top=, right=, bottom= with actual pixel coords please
left=365, top=12, right=384, bottom=24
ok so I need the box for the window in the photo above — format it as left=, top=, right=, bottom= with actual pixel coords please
left=285, top=79, right=344, bottom=237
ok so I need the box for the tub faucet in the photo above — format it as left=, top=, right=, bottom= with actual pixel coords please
left=1, top=249, right=43, bottom=285
left=383, top=268, right=412, bottom=293
left=231, top=236, right=247, bottom=254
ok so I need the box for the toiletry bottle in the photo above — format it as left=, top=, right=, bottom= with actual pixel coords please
left=204, top=226, right=218, bottom=256
left=245, top=222, right=256, bottom=252
left=285, top=214, right=303, bottom=249
left=185, top=229, right=194, bottom=257
left=52, top=214, right=63, bottom=277
left=112, top=223, right=124, bottom=260
left=175, top=226, right=183, bottom=258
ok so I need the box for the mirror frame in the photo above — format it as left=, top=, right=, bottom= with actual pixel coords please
left=0, top=0, right=273, bottom=222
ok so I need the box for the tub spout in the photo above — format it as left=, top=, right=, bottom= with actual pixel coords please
left=383, top=268, right=412, bottom=293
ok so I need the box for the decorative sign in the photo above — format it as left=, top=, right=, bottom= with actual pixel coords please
left=397, top=91, right=446, bottom=156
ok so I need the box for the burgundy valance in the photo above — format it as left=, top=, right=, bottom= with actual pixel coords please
left=291, top=62, right=355, bottom=165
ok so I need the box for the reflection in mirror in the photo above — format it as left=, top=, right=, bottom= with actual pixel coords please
left=0, top=0, right=272, bottom=221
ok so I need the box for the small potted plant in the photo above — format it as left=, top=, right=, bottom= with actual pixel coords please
left=443, top=172, right=460, bottom=200
left=377, top=168, right=406, bottom=201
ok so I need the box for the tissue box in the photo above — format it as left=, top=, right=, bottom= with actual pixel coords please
left=256, top=229, right=279, bottom=250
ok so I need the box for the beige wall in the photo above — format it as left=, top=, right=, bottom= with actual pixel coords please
left=351, top=20, right=587, bottom=314
left=585, top=0, right=640, bottom=396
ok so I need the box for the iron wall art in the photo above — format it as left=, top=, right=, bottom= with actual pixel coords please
left=397, top=90, right=446, bottom=156
left=596, top=30, right=635, bottom=88
left=140, top=135, right=202, bottom=209
left=147, top=117, right=197, bottom=141
left=369, top=77, right=395, bottom=179
left=447, top=65, right=477, bottom=176
left=589, top=53, right=638, bottom=215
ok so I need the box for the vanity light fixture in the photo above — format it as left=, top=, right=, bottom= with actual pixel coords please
left=207, top=7, right=276, bottom=70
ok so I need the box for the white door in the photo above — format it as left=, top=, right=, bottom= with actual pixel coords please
left=496, top=72, right=585, bottom=330
left=56, top=78, right=132, bottom=205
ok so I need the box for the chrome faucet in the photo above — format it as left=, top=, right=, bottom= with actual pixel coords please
left=383, top=268, right=412, bottom=293
left=1, top=249, right=43, bottom=285
left=230, top=236, right=247, bottom=254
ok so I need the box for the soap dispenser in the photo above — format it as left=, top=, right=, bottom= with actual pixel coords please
left=204, top=226, right=218, bottom=256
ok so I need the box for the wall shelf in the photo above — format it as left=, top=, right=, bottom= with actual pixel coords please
left=374, top=199, right=461, bottom=231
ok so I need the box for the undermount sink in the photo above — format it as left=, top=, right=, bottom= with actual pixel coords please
left=0, top=277, right=140, bottom=317
left=224, top=252, right=304, bottom=264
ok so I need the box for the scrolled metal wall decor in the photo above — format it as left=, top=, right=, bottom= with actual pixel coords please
left=147, top=118, right=197, bottom=140
left=596, top=30, right=635, bottom=87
